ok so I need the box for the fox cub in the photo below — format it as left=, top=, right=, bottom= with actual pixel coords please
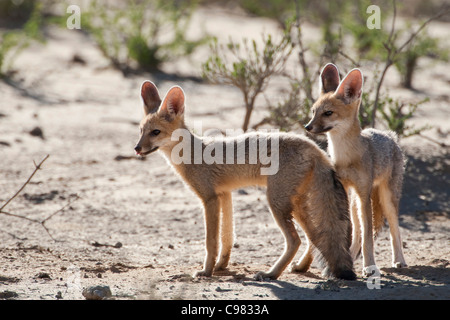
left=305, top=63, right=407, bottom=275
left=135, top=81, right=356, bottom=280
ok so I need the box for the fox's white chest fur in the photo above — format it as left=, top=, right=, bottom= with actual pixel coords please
left=327, top=131, right=363, bottom=168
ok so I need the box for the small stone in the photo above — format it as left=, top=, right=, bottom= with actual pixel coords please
left=0, top=291, right=18, bottom=299
left=114, top=242, right=122, bottom=248
left=82, top=285, right=112, bottom=300
left=29, top=126, right=44, bottom=139
left=55, top=291, right=63, bottom=299
left=37, top=272, right=51, bottom=280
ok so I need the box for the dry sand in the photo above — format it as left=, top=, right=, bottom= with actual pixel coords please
left=0, top=6, right=448, bottom=301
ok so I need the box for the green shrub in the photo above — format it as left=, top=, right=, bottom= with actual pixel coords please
left=202, top=27, right=294, bottom=131
left=378, top=96, right=430, bottom=138
left=0, top=2, right=43, bottom=78
left=394, top=30, right=448, bottom=89
left=0, top=0, right=35, bottom=25
left=82, top=0, right=207, bottom=73
left=259, top=81, right=313, bottom=131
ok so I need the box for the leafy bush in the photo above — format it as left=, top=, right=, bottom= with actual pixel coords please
left=0, top=2, right=43, bottom=78
left=239, top=0, right=295, bottom=27
left=0, top=0, right=35, bottom=26
left=202, top=28, right=294, bottom=131
left=394, top=30, right=448, bottom=89
left=378, top=96, right=430, bottom=138
left=258, top=81, right=313, bottom=132
left=82, top=0, right=207, bottom=73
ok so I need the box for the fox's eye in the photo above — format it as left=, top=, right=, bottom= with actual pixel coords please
left=323, top=111, right=333, bottom=117
left=151, top=129, right=161, bottom=136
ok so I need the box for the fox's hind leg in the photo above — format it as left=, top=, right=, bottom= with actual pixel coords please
left=255, top=187, right=300, bottom=280
left=291, top=238, right=313, bottom=273
left=215, top=192, right=234, bottom=271
left=255, top=212, right=300, bottom=280
left=290, top=200, right=314, bottom=273
left=379, top=181, right=407, bottom=268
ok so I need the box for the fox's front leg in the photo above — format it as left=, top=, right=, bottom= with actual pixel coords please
left=215, top=192, right=234, bottom=271
left=194, top=196, right=220, bottom=277
left=349, top=192, right=361, bottom=260
left=356, top=191, right=378, bottom=276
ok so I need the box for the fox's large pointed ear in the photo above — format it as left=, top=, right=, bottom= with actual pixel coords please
left=320, top=63, right=340, bottom=94
left=141, top=81, right=162, bottom=115
left=160, top=86, right=185, bottom=119
left=335, top=69, right=363, bottom=105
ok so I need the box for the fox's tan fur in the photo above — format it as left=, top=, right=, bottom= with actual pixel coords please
left=135, top=81, right=356, bottom=280
left=305, top=64, right=407, bottom=275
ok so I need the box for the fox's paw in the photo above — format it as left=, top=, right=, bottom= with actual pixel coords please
left=214, top=258, right=230, bottom=271
left=193, top=269, right=212, bottom=278
left=290, top=262, right=310, bottom=273
left=214, top=264, right=228, bottom=272
left=254, top=271, right=278, bottom=281
left=362, top=265, right=380, bottom=277
left=393, top=261, right=407, bottom=269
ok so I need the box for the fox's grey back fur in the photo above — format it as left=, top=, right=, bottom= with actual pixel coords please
left=362, top=128, right=405, bottom=190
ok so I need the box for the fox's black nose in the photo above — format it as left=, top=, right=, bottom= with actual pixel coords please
left=134, top=145, right=142, bottom=153
left=304, top=124, right=312, bottom=132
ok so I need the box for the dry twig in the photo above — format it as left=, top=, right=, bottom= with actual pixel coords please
left=0, top=154, right=79, bottom=241
left=0, top=155, right=49, bottom=212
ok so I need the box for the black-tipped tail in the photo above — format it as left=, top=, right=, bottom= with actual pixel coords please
left=336, top=269, right=357, bottom=281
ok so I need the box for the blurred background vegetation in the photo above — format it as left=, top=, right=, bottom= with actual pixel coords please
left=0, top=0, right=448, bottom=137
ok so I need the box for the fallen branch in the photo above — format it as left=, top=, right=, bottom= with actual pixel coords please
left=90, top=240, right=123, bottom=249
left=0, top=154, right=49, bottom=212
left=0, top=154, right=79, bottom=241
left=41, top=194, right=80, bottom=241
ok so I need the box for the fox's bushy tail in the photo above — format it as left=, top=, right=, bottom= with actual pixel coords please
left=294, top=158, right=356, bottom=280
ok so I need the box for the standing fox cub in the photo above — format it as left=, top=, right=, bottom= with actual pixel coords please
left=134, top=81, right=356, bottom=280
left=305, top=63, right=407, bottom=275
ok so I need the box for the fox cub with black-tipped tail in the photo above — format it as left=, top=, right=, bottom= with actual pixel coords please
left=305, top=63, right=407, bottom=276
left=134, top=81, right=356, bottom=280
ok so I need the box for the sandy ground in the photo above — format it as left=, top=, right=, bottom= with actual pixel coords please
left=0, top=6, right=449, bottom=301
